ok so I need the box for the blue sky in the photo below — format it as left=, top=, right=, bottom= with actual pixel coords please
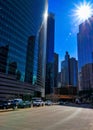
left=48, top=0, right=92, bottom=71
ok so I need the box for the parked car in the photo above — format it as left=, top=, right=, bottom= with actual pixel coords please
left=59, top=101, right=67, bottom=105
left=45, top=100, right=53, bottom=106
left=0, top=100, right=17, bottom=109
left=33, top=100, right=44, bottom=107
left=13, top=99, right=31, bottom=108
left=18, top=101, right=26, bottom=108
left=13, top=98, right=22, bottom=105
left=18, top=100, right=31, bottom=108
left=13, top=98, right=23, bottom=108
left=25, top=101, right=32, bottom=108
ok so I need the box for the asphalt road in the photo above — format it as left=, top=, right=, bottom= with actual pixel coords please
left=0, top=105, right=93, bottom=130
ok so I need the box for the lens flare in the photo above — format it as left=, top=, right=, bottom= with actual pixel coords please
left=73, top=1, right=93, bottom=24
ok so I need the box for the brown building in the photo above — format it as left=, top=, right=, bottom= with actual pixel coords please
left=81, top=63, right=93, bottom=90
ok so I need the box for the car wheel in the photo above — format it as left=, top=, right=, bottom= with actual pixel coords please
left=13, top=106, right=18, bottom=110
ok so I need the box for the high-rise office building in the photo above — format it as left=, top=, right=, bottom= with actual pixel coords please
left=0, top=0, right=48, bottom=100
left=61, top=52, right=78, bottom=87
left=54, top=53, right=58, bottom=88
left=37, top=19, right=48, bottom=97
left=45, top=13, right=55, bottom=95
left=70, top=58, right=78, bottom=87
left=77, top=17, right=93, bottom=93
left=61, top=52, right=70, bottom=86
left=57, top=72, right=62, bottom=88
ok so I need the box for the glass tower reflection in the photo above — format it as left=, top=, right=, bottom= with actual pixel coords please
left=0, top=0, right=48, bottom=99
left=45, top=13, right=55, bottom=95
left=77, top=16, right=93, bottom=92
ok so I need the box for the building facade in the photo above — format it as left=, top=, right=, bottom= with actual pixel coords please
left=0, top=0, right=48, bottom=100
left=77, top=17, right=93, bottom=93
left=45, top=13, right=55, bottom=95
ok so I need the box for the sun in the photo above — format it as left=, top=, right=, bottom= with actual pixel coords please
left=77, top=4, right=92, bottom=21
left=73, top=1, right=93, bottom=23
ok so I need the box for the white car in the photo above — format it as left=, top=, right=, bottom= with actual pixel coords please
left=45, top=100, right=53, bottom=106
left=33, top=100, right=44, bottom=107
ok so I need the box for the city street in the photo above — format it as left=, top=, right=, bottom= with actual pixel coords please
left=0, top=105, right=93, bottom=130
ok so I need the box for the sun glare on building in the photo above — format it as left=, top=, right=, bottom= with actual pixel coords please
left=44, top=10, right=48, bottom=21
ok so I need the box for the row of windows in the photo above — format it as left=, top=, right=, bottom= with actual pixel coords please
left=0, top=37, right=27, bottom=54
left=0, top=0, right=47, bottom=89
left=0, top=1, right=36, bottom=32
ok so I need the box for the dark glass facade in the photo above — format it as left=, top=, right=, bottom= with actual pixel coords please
left=0, top=0, right=48, bottom=100
left=70, top=58, right=78, bottom=87
left=54, top=53, right=58, bottom=88
left=25, top=36, right=36, bottom=84
left=45, top=13, right=55, bottom=95
left=0, top=45, right=9, bottom=73
left=77, top=17, right=93, bottom=92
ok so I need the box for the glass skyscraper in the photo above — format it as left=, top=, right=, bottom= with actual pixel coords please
left=45, top=13, right=55, bottom=95
left=54, top=53, right=58, bottom=88
left=0, top=0, right=48, bottom=100
left=70, top=58, right=78, bottom=87
left=77, top=16, right=93, bottom=93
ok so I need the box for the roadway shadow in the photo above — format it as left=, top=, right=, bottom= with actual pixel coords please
left=0, top=109, right=18, bottom=113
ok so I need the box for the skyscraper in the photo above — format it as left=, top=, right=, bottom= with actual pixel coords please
left=61, top=52, right=78, bottom=87
left=70, top=58, right=78, bottom=87
left=57, top=72, right=62, bottom=88
left=45, top=13, right=55, bottom=95
left=61, top=52, right=70, bottom=86
left=54, top=53, right=58, bottom=88
left=77, top=17, right=93, bottom=93
left=37, top=18, right=48, bottom=97
left=0, top=0, right=48, bottom=100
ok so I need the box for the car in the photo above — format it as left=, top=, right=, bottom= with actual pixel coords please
left=33, top=100, right=44, bottom=107
left=18, top=101, right=26, bottom=108
left=13, top=99, right=31, bottom=108
left=0, top=100, right=17, bottom=109
left=24, top=101, right=31, bottom=108
left=13, top=99, right=23, bottom=108
left=13, top=99, right=22, bottom=105
left=45, top=100, right=53, bottom=106
left=59, top=101, right=67, bottom=105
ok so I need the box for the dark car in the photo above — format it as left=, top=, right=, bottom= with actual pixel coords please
left=18, top=101, right=31, bottom=108
left=59, top=101, right=67, bottom=105
left=25, top=101, right=32, bottom=108
left=18, top=101, right=26, bottom=108
left=0, top=100, right=17, bottom=109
